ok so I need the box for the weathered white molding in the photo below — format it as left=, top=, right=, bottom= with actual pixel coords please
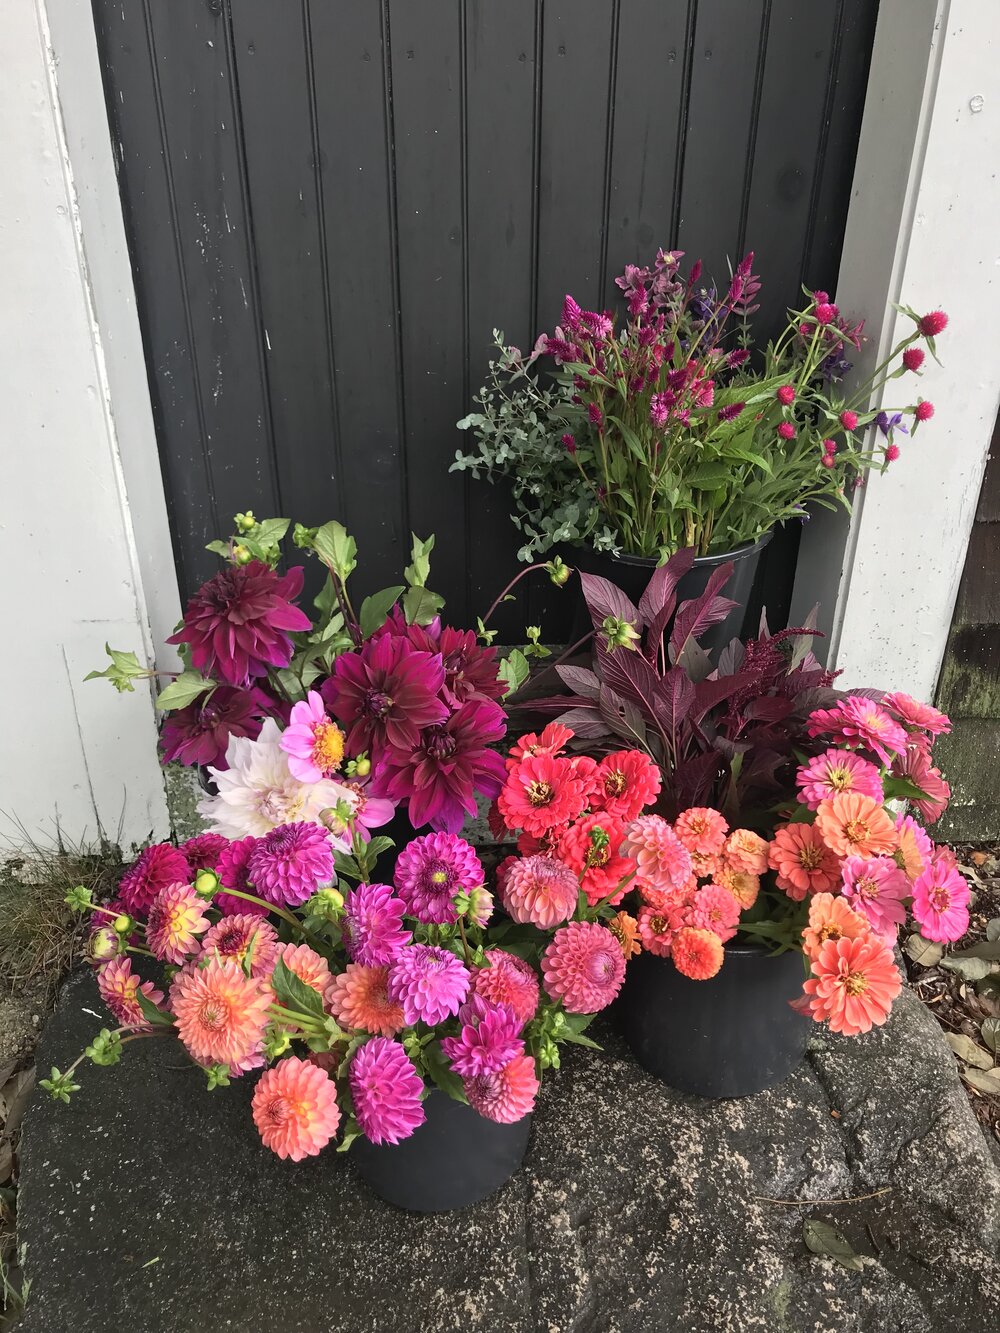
left=792, top=0, right=1000, bottom=700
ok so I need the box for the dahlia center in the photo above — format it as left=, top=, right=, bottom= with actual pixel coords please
left=604, top=771, right=628, bottom=797
left=526, top=780, right=555, bottom=807
left=844, top=819, right=869, bottom=845
left=843, top=971, right=868, bottom=997
left=425, top=729, right=457, bottom=761
left=428, top=864, right=452, bottom=888
left=198, top=999, right=230, bottom=1031
left=587, top=951, right=616, bottom=982
left=797, top=844, right=824, bottom=870
left=265, top=1095, right=291, bottom=1126
left=311, top=721, right=345, bottom=772
left=364, top=689, right=393, bottom=719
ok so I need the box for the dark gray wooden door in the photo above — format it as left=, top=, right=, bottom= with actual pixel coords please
left=93, top=0, right=879, bottom=639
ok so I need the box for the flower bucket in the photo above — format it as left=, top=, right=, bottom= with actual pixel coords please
left=620, top=941, right=810, bottom=1098
left=351, top=1089, right=532, bottom=1212
left=569, top=531, right=772, bottom=656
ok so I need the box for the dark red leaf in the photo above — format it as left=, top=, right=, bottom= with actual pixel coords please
left=638, top=548, right=696, bottom=649
left=555, top=664, right=602, bottom=701
left=669, top=562, right=738, bottom=661
left=578, top=571, right=641, bottom=629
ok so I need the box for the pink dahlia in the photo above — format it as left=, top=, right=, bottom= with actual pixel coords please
left=118, top=843, right=191, bottom=918
left=180, top=832, right=228, bottom=875
left=160, top=684, right=273, bottom=770
left=803, top=934, right=901, bottom=1036
left=557, top=813, right=633, bottom=906
left=541, top=921, right=626, bottom=1013
left=464, top=1053, right=539, bottom=1124
left=622, top=816, right=693, bottom=897
left=386, top=944, right=470, bottom=1025
left=97, top=956, right=165, bottom=1031
left=321, top=632, right=448, bottom=755
left=199, top=914, right=279, bottom=979
left=795, top=748, right=884, bottom=811
left=471, top=950, right=541, bottom=1027
left=215, top=835, right=267, bottom=917
left=252, top=1056, right=341, bottom=1161
left=246, top=823, right=334, bottom=907
left=881, top=692, right=951, bottom=738
left=912, top=850, right=970, bottom=942
left=349, top=1037, right=426, bottom=1145
left=170, top=957, right=272, bottom=1068
left=840, top=855, right=908, bottom=941
left=498, top=752, right=592, bottom=838
left=276, top=942, right=332, bottom=996
left=498, top=855, right=579, bottom=930
left=807, top=697, right=908, bottom=766
left=326, top=963, right=405, bottom=1036
left=167, top=560, right=312, bottom=687
left=342, top=882, right=410, bottom=966
left=689, top=884, right=741, bottom=942
left=591, top=750, right=662, bottom=822
left=279, top=690, right=346, bottom=782
left=146, top=882, right=210, bottom=964
left=440, top=995, right=524, bottom=1077
left=392, top=831, right=484, bottom=924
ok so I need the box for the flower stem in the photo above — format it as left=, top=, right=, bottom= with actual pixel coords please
left=216, top=888, right=328, bottom=950
left=480, top=563, right=549, bottom=628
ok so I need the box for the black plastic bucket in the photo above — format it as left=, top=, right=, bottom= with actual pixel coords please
left=620, top=941, right=810, bottom=1098
left=350, top=1089, right=532, bottom=1212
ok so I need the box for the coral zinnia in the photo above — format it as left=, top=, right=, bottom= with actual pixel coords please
left=342, top=883, right=410, bottom=967
left=497, top=752, right=591, bottom=838
left=252, top=1056, right=341, bottom=1161
left=321, top=633, right=448, bottom=755
left=246, top=822, right=334, bottom=907
left=893, top=744, right=952, bottom=824
left=440, top=995, right=524, bottom=1077
left=671, top=927, right=724, bottom=981
left=498, top=854, right=579, bottom=930
left=167, top=559, right=312, bottom=687
left=393, top=831, right=484, bottom=924
left=912, top=850, right=970, bottom=942
left=146, top=882, right=210, bottom=964
left=840, top=855, right=909, bottom=940
left=506, top=722, right=574, bottom=767
left=386, top=944, right=470, bottom=1025
left=689, top=884, right=740, bottom=942
left=541, top=921, right=625, bottom=1013
left=160, top=685, right=273, bottom=770
left=326, top=963, right=405, bottom=1036
left=590, top=750, right=661, bottom=822
left=608, top=909, right=642, bottom=959
left=723, top=829, right=769, bottom=876
left=637, top=905, right=678, bottom=958
left=768, top=824, right=841, bottom=900
left=170, top=957, right=272, bottom=1068
left=557, top=812, right=633, bottom=906
left=349, top=1037, right=426, bottom=1145
left=674, top=808, right=729, bottom=857
left=464, top=1053, right=539, bottom=1124
left=802, top=935, right=901, bottom=1035
left=199, top=914, right=279, bottom=979
left=276, top=942, right=332, bottom=996
left=894, top=813, right=933, bottom=881
left=801, top=892, right=870, bottom=958
left=471, top=950, right=541, bottom=1027
left=118, top=842, right=191, bottom=918
left=714, top=864, right=760, bottom=911
left=279, top=690, right=346, bottom=782
left=814, top=792, right=897, bottom=859
left=807, top=697, right=908, bottom=766
left=881, top=692, right=951, bottom=738
left=795, top=749, right=884, bottom=811
left=97, top=957, right=165, bottom=1031
left=622, top=816, right=693, bottom=895
left=214, top=835, right=268, bottom=917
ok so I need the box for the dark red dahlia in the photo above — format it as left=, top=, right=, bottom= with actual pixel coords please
left=320, top=634, right=449, bottom=756
left=166, top=560, right=311, bottom=687
left=369, top=614, right=503, bottom=707
left=159, top=684, right=273, bottom=769
left=179, top=832, right=228, bottom=875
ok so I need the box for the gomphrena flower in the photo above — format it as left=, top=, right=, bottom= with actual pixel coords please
left=279, top=690, right=346, bottom=783
left=497, top=752, right=593, bottom=837
left=440, top=995, right=524, bottom=1078
left=768, top=823, right=841, bottom=900
left=276, top=942, right=332, bottom=997
left=252, top=1056, right=341, bottom=1161
left=591, top=750, right=661, bottom=822
left=671, top=927, right=724, bottom=980
left=801, top=892, right=870, bottom=958
left=170, top=957, right=273, bottom=1068
left=674, top=808, right=729, bottom=858
left=326, top=963, right=405, bottom=1036
left=321, top=632, right=448, bottom=755
left=622, top=816, right=693, bottom=897
left=215, top=835, right=268, bottom=917
left=342, top=882, right=410, bottom=966
left=146, top=882, right=211, bottom=964
left=179, top=832, right=229, bottom=875
left=541, top=921, right=625, bottom=1013
left=911, top=850, right=970, bottom=942
left=471, top=949, right=541, bottom=1027
left=795, top=749, right=884, bottom=811
left=814, top=793, right=897, bottom=860
left=246, top=822, right=334, bottom=907
left=167, top=559, right=311, bottom=687
left=386, top=944, right=470, bottom=1026
left=199, top=914, right=279, bottom=980
left=118, top=842, right=191, bottom=917
left=464, top=1053, right=539, bottom=1124
left=498, top=854, right=579, bottom=930
left=97, top=957, right=165, bottom=1031
left=393, top=831, right=484, bottom=924
left=803, top=934, right=901, bottom=1036
left=160, top=685, right=272, bottom=770
left=840, top=856, right=909, bottom=940
left=349, top=1037, right=426, bottom=1145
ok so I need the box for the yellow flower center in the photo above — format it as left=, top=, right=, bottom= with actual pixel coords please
left=844, top=971, right=868, bottom=997
left=828, top=766, right=853, bottom=791
left=798, top=844, right=824, bottom=870
left=311, top=721, right=345, bottom=774
left=526, top=780, right=555, bottom=807
left=844, top=818, right=869, bottom=845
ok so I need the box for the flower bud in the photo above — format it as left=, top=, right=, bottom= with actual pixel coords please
left=601, top=615, right=641, bottom=651
left=233, top=544, right=253, bottom=565
left=194, top=869, right=219, bottom=899
left=234, top=511, right=256, bottom=533
left=353, top=755, right=371, bottom=778
left=87, top=927, right=120, bottom=963
left=113, top=913, right=133, bottom=935
left=546, top=555, right=572, bottom=587
left=308, top=887, right=344, bottom=921
left=466, top=885, right=494, bottom=929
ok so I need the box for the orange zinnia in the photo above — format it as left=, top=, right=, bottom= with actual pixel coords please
left=801, top=892, right=870, bottom=958
left=815, top=792, right=896, bottom=859
left=768, top=824, right=841, bottom=900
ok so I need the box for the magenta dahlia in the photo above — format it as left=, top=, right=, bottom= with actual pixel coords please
left=167, top=560, right=312, bottom=688
left=463, top=1053, right=539, bottom=1124
left=342, top=882, right=411, bottom=966
left=118, top=843, right=191, bottom=917
left=160, top=685, right=273, bottom=769
left=215, top=835, right=267, bottom=917
left=440, top=995, right=523, bottom=1078
left=349, top=1036, right=426, bottom=1145
left=472, top=950, right=541, bottom=1028
left=320, top=633, right=448, bottom=755
left=392, top=832, right=484, bottom=924
left=541, top=921, right=626, bottom=1013
left=180, top=832, right=228, bottom=875
left=386, top=944, right=470, bottom=1025
left=245, top=822, right=334, bottom=907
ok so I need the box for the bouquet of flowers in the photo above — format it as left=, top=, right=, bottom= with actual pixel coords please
left=453, top=247, right=946, bottom=560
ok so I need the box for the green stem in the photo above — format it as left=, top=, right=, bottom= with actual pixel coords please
left=217, top=888, right=328, bottom=950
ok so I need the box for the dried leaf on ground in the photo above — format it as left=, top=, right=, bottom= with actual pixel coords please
left=940, top=956, right=997, bottom=982
left=945, top=1033, right=994, bottom=1070
left=962, top=1066, right=1000, bottom=1096
left=904, top=934, right=943, bottom=967
left=982, top=1017, right=1000, bottom=1054
left=803, top=1218, right=865, bottom=1272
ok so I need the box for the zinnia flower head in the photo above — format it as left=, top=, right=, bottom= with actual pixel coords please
left=671, top=927, right=724, bottom=981
left=807, top=697, right=908, bottom=766
left=170, top=957, right=273, bottom=1068
left=795, top=749, right=884, bottom=811
left=542, top=921, right=626, bottom=1013
left=214, top=835, right=268, bottom=917
left=97, top=956, right=165, bottom=1031
left=246, top=822, right=334, bottom=907
left=623, top=816, right=693, bottom=896
left=498, top=752, right=591, bottom=837
left=167, top=560, right=311, bottom=687
left=723, top=828, right=769, bottom=875
left=326, top=963, right=405, bottom=1036
left=591, top=750, right=661, bottom=822
left=881, top=692, right=951, bottom=738
left=768, top=823, right=842, bottom=900
left=393, top=831, right=484, bottom=924
left=199, top=913, right=279, bottom=979
left=440, top=995, right=524, bottom=1078
left=498, top=854, right=579, bottom=929
left=895, top=813, right=933, bottom=881
left=506, top=722, right=574, bottom=768
left=118, top=842, right=191, bottom=917
left=801, top=891, right=870, bottom=957
left=714, top=864, right=760, bottom=911
left=689, top=884, right=740, bottom=942
left=893, top=744, right=951, bottom=824
left=252, top=1056, right=341, bottom=1161
left=146, top=882, right=210, bottom=964
left=803, top=934, right=901, bottom=1035
left=349, top=1037, right=426, bottom=1145
left=674, top=808, right=729, bottom=857
left=815, top=792, right=897, bottom=859
left=342, top=882, right=410, bottom=966
left=840, top=855, right=909, bottom=940
left=160, top=685, right=273, bottom=770
left=471, top=950, right=541, bottom=1027
left=912, top=851, right=970, bottom=942
left=608, top=909, right=642, bottom=959
left=637, top=904, right=679, bottom=957
left=464, top=1053, right=539, bottom=1124
left=387, top=944, right=470, bottom=1025
left=557, top=813, right=633, bottom=906
left=279, top=691, right=346, bottom=782
left=180, top=832, right=228, bottom=875
left=321, top=633, right=448, bottom=756
left=276, top=942, right=332, bottom=996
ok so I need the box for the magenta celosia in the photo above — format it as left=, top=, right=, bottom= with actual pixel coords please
left=795, top=748, right=884, bottom=811
left=392, top=831, right=484, bottom=924
left=199, top=914, right=279, bottom=979
left=349, top=1037, right=426, bottom=1145
left=321, top=632, right=449, bottom=755
left=245, top=822, right=334, bottom=907
left=160, top=685, right=273, bottom=770
left=386, top=944, right=470, bottom=1026
left=471, top=950, right=541, bottom=1028
left=498, top=854, right=579, bottom=930
left=342, top=882, right=411, bottom=966
left=145, top=882, right=210, bottom=964
left=167, top=560, right=312, bottom=688
left=97, top=956, right=165, bottom=1031
left=118, top=843, right=191, bottom=918
left=463, top=1053, right=539, bottom=1124
left=214, top=835, right=267, bottom=917
left=541, top=921, right=626, bottom=1013
left=440, top=995, right=524, bottom=1078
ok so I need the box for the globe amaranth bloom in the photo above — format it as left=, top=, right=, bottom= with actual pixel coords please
left=160, top=685, right=274, bottom=771
left=463, top=1053, right=539, bottom=1124
left=387, top=944, right=470, bottom=1026
left=252, top=1056, right=341, bottom=1161
left=321, top=632, right=448, bottom=756
left=342, top=882, right=411, bottom=966
left=349, top=1037, right=426, bottom=1145
left=118, top=843, right=191, bottom=918
left=541, top=921, right=626, bottom=1013
left=392, top=831, right=484, bottom=924
left=246, top=822, right=335, bottom=907
left=440, top=995, right=524, bottom=1078
left=167, top=560, right=312, bottom=688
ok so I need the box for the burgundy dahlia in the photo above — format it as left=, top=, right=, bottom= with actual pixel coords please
left=167, top=560, right=311, bottom=688
left=160, top=685, right=273, bottom=770
left=321, top=633, right=448, bottom=756
left=180, top=832, right=228, bottom=875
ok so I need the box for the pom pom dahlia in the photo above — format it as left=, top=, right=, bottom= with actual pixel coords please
left=279, top=690, right=346, bottom=782
left=814, top=792, right=897, bottom=860
left=97, top=957, right=164, bottom=1031
left=200, top=914, right=279, bottom=980
left=801, top=892, right=870, bottom=958
left=498, top=753, right=592, bottom=838
left=472, top=950, right=541, bottom=1027
left=246, top=822, right=334, bottom=907
left=803, top=935, right=901, bottom=1036
left=387, top=944, right=470, bottom=1025
left=252, top=1057, right=341, bottom=1161
left=342, top=882, right=410, bottom=966
left=542, top=921, right=625, bottom=1013
left=591, top=750, right=661, bottom=822
left=768, top=824, right=841, bottom=900
left=723, top=829, right=769, bottom=876
left=326, top=963, right=405, bottom=1036
left=671, top=927, right=724, bottom=981
left=214, top=835, right=268, bottom=917
left=498, top=855, right=579, bottom=929
left=440, top=996, right=524, bottom=1078
left=464, top=1053, right=539, bottom=1124
left=623, top=816, right=693, bottom=896
left=146, top=882, right=210, bottom=964
left=118, top=843, right=191, bottom=917
left=912, top=851, right=970, bottom=942
left=349, top=1037, right=426, bottom=1145
left=795, top=749, right=884, bottom=811
left=393, top=832, right=484, bottom=924
left=170, top=958, right=272, bottom=1068
left=689, top=884, right=740, bottom=942
left=674, top=808, right=729, bottom=857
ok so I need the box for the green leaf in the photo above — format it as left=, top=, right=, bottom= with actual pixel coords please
left=882, top=774, right=933, bottom=802
left=313, top=521, right=358, bottom=581
left=607, top=415, right=648, bottom=466
left=205, top=539, right=232, bottom=559
left=950, top=941, right=1000, bottom=962
left=135, top=988, right=175, bottom=1028
left=940, top=955, right=997, bottom=982
left=802, top=1219, right=864, bottom=1272
left=251, top=517, right=290, bottom=548
left=336, top=1116, right=364, bottom=1152
left=986, top=918, right=1000, bottom=943
left=981, top=1017, right=1000, bottom=1055
left=85, top=1028, right=123, bottom=1067
left=945, top=1032, right=994, bottom=1070
left=84, top=643, right=148, bottom=693
left=155, top=672, right=216, bottom=712
left=421, top=1041, right=468, bottom=1104
left=314, top=574, right=340, bottom=622
left=402, top=584, right=445, bottom=626
left=404, top=532, right=436, bottom=587
left=498, top=648, right=530, bottom=696
left=687, top=463, right=735, bottom=491
left=359, top=585, right=405, bottom=638
left=903, top=933, right=944, bottom=968
left=269, top=957, right=328, bottom=1021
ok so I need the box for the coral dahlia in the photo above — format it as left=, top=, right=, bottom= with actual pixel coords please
left=768, top=823, right=841, bottom=900
left=349, top=1037, right=426, bottom=1145
left=671, top=927, right=724, bottom=981
left=623, top=816, right=693, bottom=895
left=199, top=914, right=279, bottom=979
left=97, top=957, right=165, bottom=1031
left=146, top=882, right=210, bottom=964
left=170, top=957, right=272, bottom=1068
left=118, top=843, right=191, bottom=918
left=252, top=1056, right=341, bottom=1161
left=541, top=921, right=625, bottom=1013
left=326, top=963, right=405, bottom=1036
left=471, top=950, right=541, bottom=1027
left=464, top=1053, right=539, bottom=1124
left=276, top=942, right=332, bottom=997
left=498, top=854, right=579, bottom=930
left=342, top=882, right=410, bottom=967
left=803, top=935, right=901, bottom=1035
left=246, top=822, right=334, bottom=907
left=393, top=831, right=484, bottom=924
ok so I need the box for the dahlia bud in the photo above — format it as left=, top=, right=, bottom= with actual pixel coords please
left=234, top=511, right=256, bottom=533
left=308, top=887, right=344, bottom=920
left=113, top=913, right=133, bottom=935
left=538, top=1037, right=560, bottom=1070
left=546, top=555, right=572, bottom=587
left=346, top=753, right=372, bottom=779
left=602, top=616, right=641, bottom=652
left=87, top=927, right=120, bottom=963
left=264, top=1028, right=292, bottom=1060
left=193, top=869, right=219, bottom=899
left=466, top=885, right=495, bottom=928
left=233, top=544, right=253, bottom=565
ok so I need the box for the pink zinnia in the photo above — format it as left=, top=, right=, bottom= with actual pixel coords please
left=279, top=690, right=346, bottom=782
left=893, top=745, right=951, bottom=824
left=246, top=823, right=334, bottom=907
left=252, top=1056, right=341, bottom=1161
left=541, top=921, right=626, bottom=1013
left=637, top=905, right=678, bottom=957
left=622, top=816, right=693, bottom=896
left=387, top=944, right=470, bottom=1025
left=881, top=692, right=951, bottom=738
left=349, top=1037, right=426, bottom=1145
left=795, top=748, right=884, bottom=811
left=498, top=855, right=579, bottom=930
left=146, top=882, right=210, bottom=964
left=118, top=843, right=191, bottom=917
left=440, top=995, right=524, bottom=1078
left=170, top=957, right=272, bottom=1068
left=180, top=832, right=228, bottom=875
left=200, top=913, right=278, bottom=979
left=902, top=347, right=925, bottom=371
left=803, top=935, right=901, bottom=1036
left=671, top=926, right=724, bottom=980
left=215, top=835, right=268, bottom=917
left=97, top=956, right=165, bottom=1031
left=807, top=697, right=909, bottom=766
left=464, top=1053, right=539, bottom=1124
left=840, top=855, right=908, bottom=941
left=591, top=750, right=661, bottom=822
left=557, top=813, right=633, bottom=906
left=342, top=882, right=410, bottom=966
left=326, top=963, right=405, bottom=1036
left=393, top=831, right=484, bottom=924
left=471, top=950, right=541, bottom=1028
left=912, top=851, right=970, bottom=942
left=917, top=310, right=948, bottom=337
left=506, top=722, right=574, bottom=767
left=690, top=884, right=740, bottom=942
